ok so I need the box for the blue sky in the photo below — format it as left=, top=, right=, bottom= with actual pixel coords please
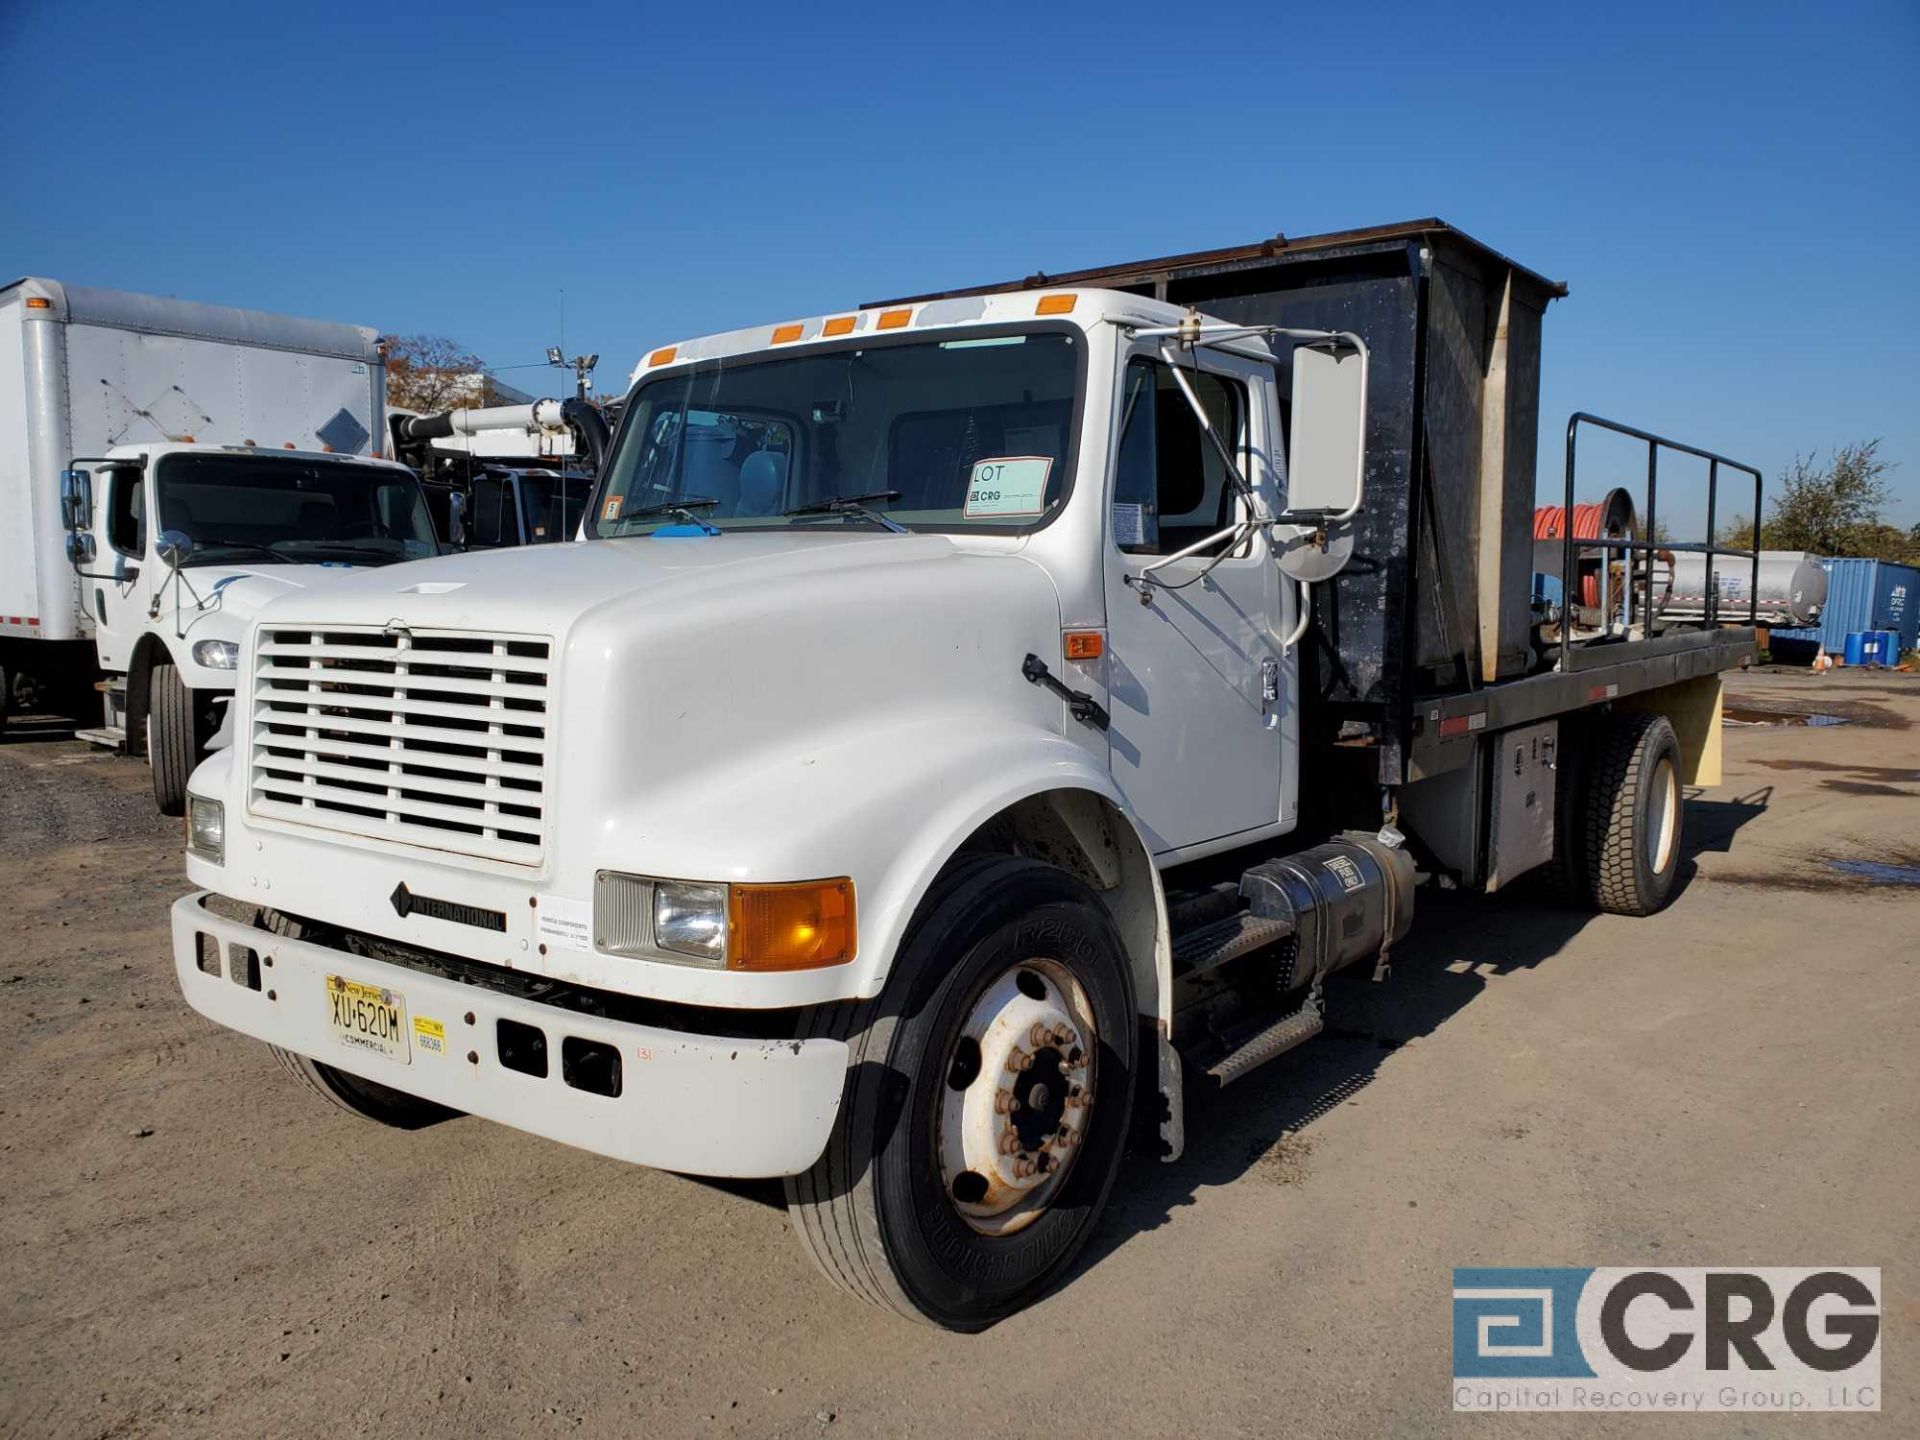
left=4, top=0, right=1916, bottom=534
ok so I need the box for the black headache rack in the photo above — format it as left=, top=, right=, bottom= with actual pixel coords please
left=872, top=219, right=1758, bottom=791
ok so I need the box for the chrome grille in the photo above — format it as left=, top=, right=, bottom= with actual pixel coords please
left=249, top=625, right=552, bottom=864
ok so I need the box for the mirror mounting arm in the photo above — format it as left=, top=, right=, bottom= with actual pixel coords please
left=1120, top=320, right=1370, bottom=525
left=1154, top=340, right=1268, bottom=523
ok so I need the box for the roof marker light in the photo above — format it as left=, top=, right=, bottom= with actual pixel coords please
left=1036, top=293, right=1078, bottom=315
left=647, top=345, right=678, bottom=367
left=876, top=308, right=913, bottom=330
left=822, top=315, right=857, bottom=337
left=25, top=297, right=51, bottom=310
left=771, top=323, right=804, bottom=344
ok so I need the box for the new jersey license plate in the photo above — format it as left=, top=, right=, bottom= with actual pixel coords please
left=325, top=975, right=411, bottom=1064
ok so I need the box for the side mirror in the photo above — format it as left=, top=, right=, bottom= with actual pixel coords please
left=60, top=469, right=93, bottom=532
left=157, top=529, right=194, bottom=568
left=1283, top=340, right=1368, bottom=519
left=447, top=490, right=468, bottom=548
left=65, top=531, right=96, bottom=565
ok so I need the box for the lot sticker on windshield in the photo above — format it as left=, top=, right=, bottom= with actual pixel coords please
left=536, top=895, right=593, bottom=953
left=602, top=495, right=624, bottom=521
left=964, top=456, right=1051, bottom=518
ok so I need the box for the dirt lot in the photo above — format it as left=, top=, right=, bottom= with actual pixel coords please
left=2, top=670, right=1915, bottom=1438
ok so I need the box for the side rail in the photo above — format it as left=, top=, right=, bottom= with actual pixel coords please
left=1559, top=413, right=1762, bottom=668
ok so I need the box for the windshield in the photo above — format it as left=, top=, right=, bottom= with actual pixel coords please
left=155, top=453, right=439, bottom=567
left=591, top=328, right=1080, bottom=536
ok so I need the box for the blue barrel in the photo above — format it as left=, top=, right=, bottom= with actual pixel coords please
left=1843, top=632, right=1870, bottom=665
left=1883, top=630, right=1906, bottom=666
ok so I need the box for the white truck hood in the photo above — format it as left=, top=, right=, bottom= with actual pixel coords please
left=245, top=531, right=997, bottom=638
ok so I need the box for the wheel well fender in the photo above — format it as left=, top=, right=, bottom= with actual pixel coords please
left=930, top=786, right=1169, bottom=1033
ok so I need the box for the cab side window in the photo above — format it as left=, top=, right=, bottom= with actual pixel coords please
left=1112, top=358, right=1245, bottom=556
left=106, top=471, right=145, bottom=556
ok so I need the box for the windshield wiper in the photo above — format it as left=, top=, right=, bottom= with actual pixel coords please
left=610, top=496, right=722, bottom=533
left=183, top=541, right=282, bottom=564
left=782, top=490, right=908, bottom=534
left=269, top=540, right=411, bottom=565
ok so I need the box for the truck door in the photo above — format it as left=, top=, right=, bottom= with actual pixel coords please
left=1103, top=351, right=1287, bottom=856
left=87, top=465, right=156, bottom=672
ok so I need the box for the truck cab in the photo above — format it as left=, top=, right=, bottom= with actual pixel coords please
left=170, top=236, right=1754, bottom=1329
left=62, top=443, right=438, bottom=811
left=459, top=466, right=592, bottom=547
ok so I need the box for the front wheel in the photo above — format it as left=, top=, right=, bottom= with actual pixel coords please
left=148, top=662, right=203, bottom=817
left=785, top=856, right=1138, bottom=1330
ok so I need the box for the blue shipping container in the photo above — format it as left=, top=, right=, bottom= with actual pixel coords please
left=1770, top=558, right=1918, bottom=658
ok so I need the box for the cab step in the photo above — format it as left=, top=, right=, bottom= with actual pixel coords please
left=1165, top=880, right=1243, bottom=933
left=1171, top=910, right=1293, bottom=981
left=1204, top=1003, right=1325, bottom=1087
left=75, top=725, right=126, bottom=748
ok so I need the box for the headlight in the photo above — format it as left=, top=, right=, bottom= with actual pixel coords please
left=594, top=872, right=856, bottom=972
left=186, top=795, right=225, bottom=864
left=654, top=881, right=729, bottom=965
left=192, top=639, right=239, bottom=669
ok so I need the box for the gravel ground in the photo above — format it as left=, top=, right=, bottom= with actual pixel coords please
left=1, top=668, right=1914, bottom=1438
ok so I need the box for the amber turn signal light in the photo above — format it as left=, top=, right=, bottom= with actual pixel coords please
left=728, top=879, right=856, bottom=971
left=1064, top=630, right=1104, bottom=660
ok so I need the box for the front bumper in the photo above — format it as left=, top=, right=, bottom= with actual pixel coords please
left=171, top=892, right=848, bottom=1177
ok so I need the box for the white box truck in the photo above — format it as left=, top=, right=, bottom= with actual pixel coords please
left=168, top=222, right=1760, bottom=1329
left=0, top=277, right=439, bottom=811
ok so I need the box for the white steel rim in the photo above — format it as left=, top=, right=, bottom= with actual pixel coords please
left=1647, top=757, right=1678, bottom=873
left=937, top=958, right=1097, bottom=1237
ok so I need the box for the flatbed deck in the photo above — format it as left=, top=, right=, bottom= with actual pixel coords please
left=1409, top=626, right=1755, bottom=779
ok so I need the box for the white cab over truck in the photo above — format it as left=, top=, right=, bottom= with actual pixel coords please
left=0, top=277, right=438, bottom=811
left=170, top=222, right=1760, bottom=1329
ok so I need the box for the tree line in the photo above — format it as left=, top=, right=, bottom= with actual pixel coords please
left=1716, top=440, right=1916, bottom=565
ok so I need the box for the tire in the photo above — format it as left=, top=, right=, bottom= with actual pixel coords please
left=785, top=855, right=1138, bottom=1331
left=258, top=909, right=458, bottom=1130
left=1584, top=712, right=1685, bottom=916
left=148, top=662, right=201, bottom=817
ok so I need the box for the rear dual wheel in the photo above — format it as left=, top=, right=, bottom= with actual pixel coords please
left=786, top=856, right=1138, bottom=1330
left=1547, top=711, right=1684, bottom=916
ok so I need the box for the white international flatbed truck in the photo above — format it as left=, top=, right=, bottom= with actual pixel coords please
left=169, top=221, right=1763, bottom=1329
left=0, top=277, right=440, bottom=812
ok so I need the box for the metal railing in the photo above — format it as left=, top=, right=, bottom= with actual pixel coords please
left=1557, top=413, right=1763, bottom=667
